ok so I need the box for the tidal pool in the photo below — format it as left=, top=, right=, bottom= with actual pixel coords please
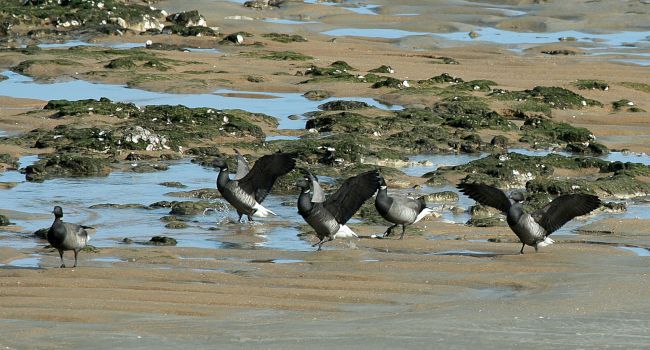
left=0, top=71, right=400, bottom=130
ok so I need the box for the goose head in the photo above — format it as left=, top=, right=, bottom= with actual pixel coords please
left=212, top=158, right=228, bottom=169
left=379, top=176, right=387, bottom=190
left=509, top=191, right=525, bottom=203
left=52, top=206, right=63, bottom=218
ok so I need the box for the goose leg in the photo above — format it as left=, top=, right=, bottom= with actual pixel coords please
left=237, top=212, right=244, bottom=223
left=519, top=243, right=526, bottom=254
left=312, top=238, right=325, bottom=248
left=247, top=215, right=253, bottom=222
left=383, top=224, right=397, bottom=237
left=399, top=225, right=407, bottom=240
left=58, top=249, right=65, bottom=268
left=73, top=249, right=79, bottom=268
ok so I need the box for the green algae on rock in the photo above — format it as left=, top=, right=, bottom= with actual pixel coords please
left=574, top=79, right=609, bottom=91
left=24, top=153, right=111, bottom=182
left=145, top=236, right=177, bottom=246
left=169, top=201, right=228, bottom=215
left=0, top=0, right=165, bottom=36
left=262, top=33, right=307, bottom=43
left=259, top=51, right=313, bottom=61
left=0, top=214, right=10, bottom=226
left=303, top=90, right=332, bottom=101
left=490, top=86, right=603, bottom=109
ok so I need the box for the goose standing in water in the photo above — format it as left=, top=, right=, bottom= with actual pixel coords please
left=213, top=150, right=297, bottom=222
left=47, top=206, right=92, bottom=268
left=375, top=176, right=434, bottom=239
left=457, top=182, right=601, bottom=254
left=297, top=170, right=381, bottom=250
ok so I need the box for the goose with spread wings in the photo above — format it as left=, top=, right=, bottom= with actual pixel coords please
left=457, top=182, right=601, bottom=254
left=213, top=150, right=297, bottom=222
left=297, top=170, right=381, bottom=250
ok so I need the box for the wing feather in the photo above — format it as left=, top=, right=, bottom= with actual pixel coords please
left=233, top=149, right=250, bottom=180
left=238, top=152, right=297, bottom=203
left=534, top=194, right=601, bottom=235
left=457, top=182, right=512, bottom=213
left=324, top=170, right=381, bottom=224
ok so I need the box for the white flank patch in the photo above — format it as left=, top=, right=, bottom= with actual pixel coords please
left=536, top=237, right=555, bottom=248
left=413, top=208, right=434, bottom=224
left=333, top=225, right=358, bottom=239
left=252, top=202, right=277, bottom=217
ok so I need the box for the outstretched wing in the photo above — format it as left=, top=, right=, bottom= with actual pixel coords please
left=533, top=194, right=601, bottom=235
left=457, top=182, right=511, bottom=213
left=324, top=170, right=381, bottom=224
left=238, top=152, right=297, bottom=203
left=233, top=149, right=250, bottom=180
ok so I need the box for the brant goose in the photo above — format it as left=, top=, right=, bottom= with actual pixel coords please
left=213, top=151, right=296, bottom=222
left=47, top=206, right=92, bottom=268
left=457, top=182, right=601, bottom=253
left=297, top=169, right=381, bottom=250
left=375, top=176, right=434, bottom=239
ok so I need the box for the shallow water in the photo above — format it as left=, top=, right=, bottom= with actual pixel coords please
left=6, top=255, right=42, bottom=268
left=611, top=59, right=650, bottom=66
left=263, top=18, right=320, bottom=25
left=0, top=71, right=400, bottom=130
left=617, top=246, right=650, bottom=257
left=304, top=0, right=380, bottom=15
left=36, top=41, right=145, bottom=50
left=0, top=156, right=315, bottom=251
left=264, top=135, right=301, bottom=142
left=1, top=147, right=649, bottom=252
left=323, top=27, right=650, bottom=49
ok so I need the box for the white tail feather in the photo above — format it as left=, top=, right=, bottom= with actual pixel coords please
left=413, top=208, right=434, bottom=224
left=536, top=237, right=555, bottom=248
left=333, top=225, right=358, bottom=239
left=252, top=203, right=277, bottom=217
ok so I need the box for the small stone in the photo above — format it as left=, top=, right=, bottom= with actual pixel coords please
left=468, top=31, right=479, bottom=38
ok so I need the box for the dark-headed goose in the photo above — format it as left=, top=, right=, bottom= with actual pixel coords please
left=457, top=182, right=601, bottom=254
left=213, top=151, right=296, bottom=222
left=375, top=176, right=434, bottom=239
left=47, top=206, right=92, bottom=268
left=297, top=169, right=381, bottom=250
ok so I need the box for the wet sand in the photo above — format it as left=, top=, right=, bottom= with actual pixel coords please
left=1, top=0, right=650, bottom=348
left=1, top=221, right=650, bottom=349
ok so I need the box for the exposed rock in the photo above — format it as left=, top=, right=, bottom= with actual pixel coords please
left=424, top=191, right=459, bottom=202
left=166, top=10, right=207, bottom=27
left=317, top=100, right=371, bottom=111
left=159, top=182, right=187, bottom=188
left=169, top=201, right=228, bottom=215
left=303, top=90, right=332, bottom=101
left=165, top=188, right=221, bottom=200
left=24, top=154, right=111, bottom=182
left=165, top=221, right=189, bottom=229
left=145, top=236, right=177, bottom=246
left=0, top=214, right=10, bottom=226
left=368, top=65, right=394, bottom=74
left=262, top=33, right=306, bottom=43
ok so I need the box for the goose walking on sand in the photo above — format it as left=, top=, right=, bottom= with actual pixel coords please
left=457, top=182, right=601, bottom=254
left=297, top=169, right=381, bottom=251
left=213, top=150, right=296, bottom=222
left=47, top=206, right=92, bottom=268
left=375, top=176, right=434, bottom=239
